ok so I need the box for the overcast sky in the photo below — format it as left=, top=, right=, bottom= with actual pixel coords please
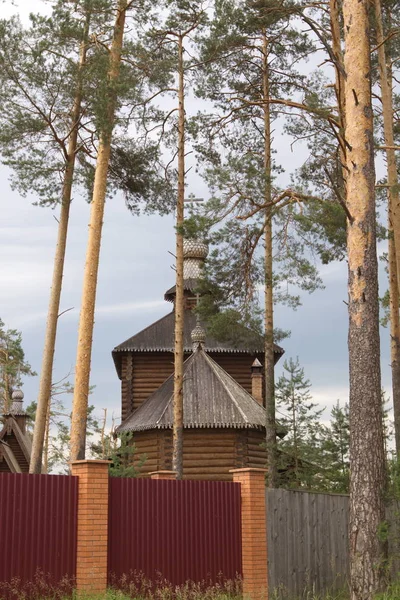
left=1, top=0, right=393, bottom=430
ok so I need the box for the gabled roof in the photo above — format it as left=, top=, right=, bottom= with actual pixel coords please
left=117, top=347, right=267, bottom=433
left=112, top=308, right=284, bottom=378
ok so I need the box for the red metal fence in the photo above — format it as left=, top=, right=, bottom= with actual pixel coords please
left=108, top=478, right=242, bottom=587
left=0, top=473, right=77, bottom=595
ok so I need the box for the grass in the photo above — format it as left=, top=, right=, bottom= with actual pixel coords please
left=1, top=574, right=400, bottom=600
left=0, top=571, right=242, bottom=600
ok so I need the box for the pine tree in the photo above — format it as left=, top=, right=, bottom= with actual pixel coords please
left=321, top=401, right=350, bottom=493
left=372, top=0, right=400, bottom=459
left=192, top=0, right=322, bottom=486
left=130, top=0, right=208, bottom=479
left=275, top=357, right=324, bottom=488
left=70, top=0, right=130, bottom=462
left=342, top=0, right=387, bottom=593
left=29, top=0, right=93, bottom=474
left=0, top=319, right=36, bottom=413
left=0, top=2, right=174, bottom=469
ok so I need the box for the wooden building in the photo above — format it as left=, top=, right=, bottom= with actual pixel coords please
left=113, top=239, right=284, bottom=480
left=0, top=389, right=31, bottom=473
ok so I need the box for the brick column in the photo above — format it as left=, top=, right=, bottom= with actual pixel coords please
left=230, top=468, right=268, bottom=600
left=71, top=460, right=111, bottom=594
left=149, top=470, right=177, bottom=480
left=251, top=359, right=263, bottom=405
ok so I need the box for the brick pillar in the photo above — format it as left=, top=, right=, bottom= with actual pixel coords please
left=71, top=460, right=110, bottom=594
left=149, top=470, right=177, bottom=480
left=230, top=468, right=268, bottom=600
left=251, top=359, right=263, bottom=405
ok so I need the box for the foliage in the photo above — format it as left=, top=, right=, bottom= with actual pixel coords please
left=319, top=402, right=350, bottom=494
left=275, top=357, right=325, bottom=489
left=0, top=318, right=36, bottom=413
left=0, top=2, right=175, bottom=215
left=26, top=380, right=101, bottom=473
left=91, top=428, right=147, bottom=477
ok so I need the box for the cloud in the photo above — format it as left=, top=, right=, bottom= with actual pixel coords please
left=94, top=299, right=166, bottom=316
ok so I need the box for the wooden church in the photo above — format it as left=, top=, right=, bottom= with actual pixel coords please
left=0, top=389, right=31, bottom=473
left=112, top=239, right=284, bottom=480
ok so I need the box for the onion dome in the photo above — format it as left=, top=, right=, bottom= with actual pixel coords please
left=165, top=238, right=209, bottom=303
left=191, top=322, right=206, bottom=351
left=10, top=389, right=26, bottom=415
left=183, top=238, right=208, bottom=259
left=183, top=238, right=208, bottom=279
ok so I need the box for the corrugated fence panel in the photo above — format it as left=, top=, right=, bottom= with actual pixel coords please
left=108, top=478, right=242, bottom=586
left=266, top=489, right=349, bottom=599
left=0, top=473, right=77, bottom=593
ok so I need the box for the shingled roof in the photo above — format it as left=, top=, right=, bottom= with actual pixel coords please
left=117, top=347, right=267, bottom=433
left=0, top=392, right=31, bottom=474
left=113, top=308, right=283, bottom=378
left=164, top=278, right=199, bottom=302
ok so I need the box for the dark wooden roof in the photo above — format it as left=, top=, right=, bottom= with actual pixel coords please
left=113, top=309, right=284, bottom=378
left=164, top=278, right=199, bottom=302
left=117, top=347, right=267, bottom=433
left=0, top=417, right=31, bottom=473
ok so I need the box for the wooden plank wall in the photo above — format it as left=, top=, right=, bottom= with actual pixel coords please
left=266, top=490, right=400, bottom=599
left=387, top=500, right=400, bottom=579
left=266, top=489, right=349, bottom=598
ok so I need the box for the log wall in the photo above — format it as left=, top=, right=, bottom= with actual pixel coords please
left=130, top=428, right=267, bottom=481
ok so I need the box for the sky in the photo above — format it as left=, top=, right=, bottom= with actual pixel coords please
left=0, top=0, right=393, bottom=431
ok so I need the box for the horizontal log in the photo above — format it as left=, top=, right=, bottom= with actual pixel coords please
left=247, top=452, right=267, bottom=461
left=183, top=440, right=236, bottom=448
left=183, top=458, right=235, bottom=466
left=184, top=466, right=231, bottom=474
left=183, top=452, right=234, bottom=459
left=183, top=475, right=232, bottom=481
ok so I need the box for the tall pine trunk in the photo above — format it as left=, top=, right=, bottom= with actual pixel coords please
left=262, top=30, right=277, bottom=488
left=43, top=401, right=51, bottom=474
left=374, top=0, right=400, bottom=457
left=342, top=0, right=386, bottom=596
left=29, top=11, right=91, bottom=474
left=70, top=0, right=127, bottom=462
left=389, top=216, right=400, bottom=456
left=172, top=33, right=185, bottom=480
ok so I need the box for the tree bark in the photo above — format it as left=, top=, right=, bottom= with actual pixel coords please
left=262, top=30, right=277, bottom=488
left=342, top=0, right=386, bottom=596
left=70, top=0, right=127, bottom=462
left=389, top=209, right=400, bottom=457
left=29, top=11, right=91, bottom=474
left=172, top=33, right=185, bottom=480
left=329, top=0, right=347, bottom=189
left=374, top=0, right=400, bottom=457
left=43, top=400, right=51, bottom=474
